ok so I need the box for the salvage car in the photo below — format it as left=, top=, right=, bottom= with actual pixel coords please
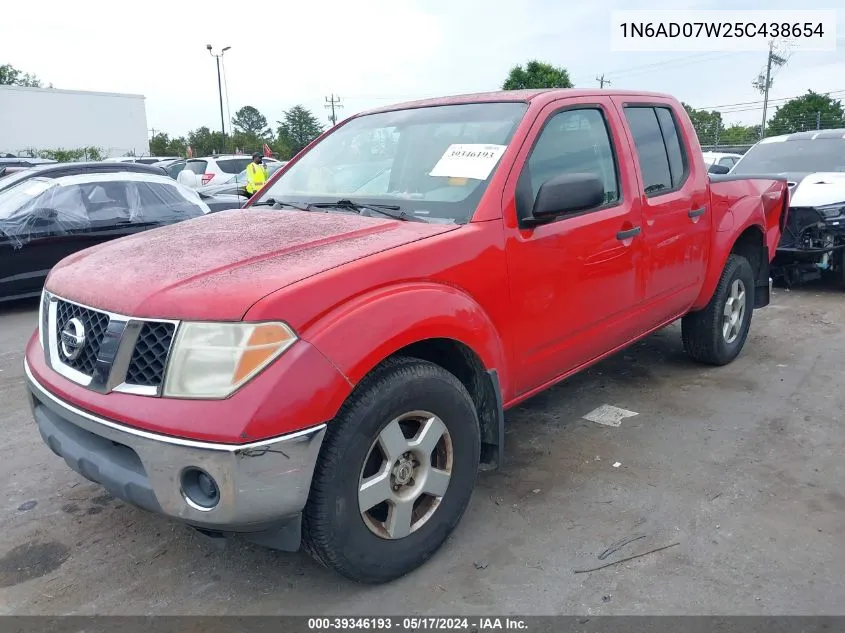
left=729, top=128, right=845, bottom=286
left=177, top=155, right=281, bottom=189
left=24, top=89, right=788, bottom=583
left=0, top=161, right=168, bottom=194
left=1, top=172, right=208, bottom=301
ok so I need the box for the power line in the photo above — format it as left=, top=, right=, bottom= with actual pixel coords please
left=325, top=94, right=343, bottom=126
left=697, top=89, right=845, bottom=112
left=572, top=52, right=739, bottom=85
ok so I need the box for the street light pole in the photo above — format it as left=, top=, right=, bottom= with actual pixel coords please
left=207, top=45, right=231, bottom=153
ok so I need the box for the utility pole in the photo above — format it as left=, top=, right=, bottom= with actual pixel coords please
left=325, top=94, right=343, bottom=126
left=816, top=111, right=822, bottom=130
left=596, top=74, right=611, bottom=89
left=753, top=40, right=786, bottom=139
left=207, top=45, right=231, bottom=152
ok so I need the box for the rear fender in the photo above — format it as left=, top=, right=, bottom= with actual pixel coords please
left=692, top=189, right=779, bottom=311
left=302, top=282, right=508, bottom=396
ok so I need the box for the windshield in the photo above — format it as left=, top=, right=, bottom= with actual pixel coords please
left=731, top=138, right=845, bottom=174
left=0, top=168, right=40, bottom=193
left=0, top=177, right=58, bottom=219
left=253, top=102, right=528, bottom=224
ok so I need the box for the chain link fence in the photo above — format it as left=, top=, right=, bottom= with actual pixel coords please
left=696, top=112, right=845, bottom=153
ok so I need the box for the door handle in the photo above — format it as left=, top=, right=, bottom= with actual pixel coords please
left=616, top=226, right=641, bottom=240
left=689, top=206, right=706, bottom=218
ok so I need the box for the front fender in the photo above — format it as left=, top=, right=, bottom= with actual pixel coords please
left=301, top=282, right=509, bottom=394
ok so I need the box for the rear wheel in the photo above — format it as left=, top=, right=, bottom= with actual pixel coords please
left=302, top=356, right=480, bottom=583
left=682, top=254, right=755, bottom=366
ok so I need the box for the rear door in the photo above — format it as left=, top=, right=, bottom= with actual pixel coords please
left=503, top=97, right=646, bottom=395
left=614, top=100, right=710, bottom=321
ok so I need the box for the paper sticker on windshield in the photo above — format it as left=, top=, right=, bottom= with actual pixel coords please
left=429, top=144, right=507, bottom=180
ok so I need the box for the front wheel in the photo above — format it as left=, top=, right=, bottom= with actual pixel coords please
left=682, top=254, right=755, bottom=366
left=302, top=356, right=480, bottom=583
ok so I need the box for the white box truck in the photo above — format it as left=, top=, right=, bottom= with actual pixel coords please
left=0, top=85, right=149, bottom=158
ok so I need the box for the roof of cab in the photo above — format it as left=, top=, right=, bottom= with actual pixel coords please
left=357, top=88, right=678, bottom=116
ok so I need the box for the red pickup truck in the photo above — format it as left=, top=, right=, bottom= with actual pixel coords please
left=24, top=89, right=788, bottom=584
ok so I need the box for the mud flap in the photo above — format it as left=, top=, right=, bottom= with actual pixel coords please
left=479, top=369, right=505, bottom=471
left=754, top=245, right=771, bottom=309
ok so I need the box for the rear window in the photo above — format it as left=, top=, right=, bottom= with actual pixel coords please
left=185, top=160, right=208, bottom=174
left=216, top=158, right=251, bottom=174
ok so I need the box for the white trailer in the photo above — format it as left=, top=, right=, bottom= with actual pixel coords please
left=0, top=85, right=149, bottom=158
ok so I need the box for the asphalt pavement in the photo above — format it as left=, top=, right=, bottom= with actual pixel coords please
left=1, top=285, right=843, bottom=615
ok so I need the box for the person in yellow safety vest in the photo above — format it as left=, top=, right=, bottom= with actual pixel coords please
left=245, top=152, right=268, bottom=196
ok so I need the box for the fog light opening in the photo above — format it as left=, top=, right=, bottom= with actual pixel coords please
left=180, top=467, right=220, bottom=510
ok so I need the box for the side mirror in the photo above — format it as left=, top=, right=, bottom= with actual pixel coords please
left=531, top=173, right=605, bottom=221
left=708, top=163, right=730, bottom=175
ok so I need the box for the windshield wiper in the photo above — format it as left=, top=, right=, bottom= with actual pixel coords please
left=311, top=199, right=423, bottom=222
left=250, top=198, right=313, bottom=212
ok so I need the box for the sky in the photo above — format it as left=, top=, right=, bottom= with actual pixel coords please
left=1, top=0, right=843, bottom=139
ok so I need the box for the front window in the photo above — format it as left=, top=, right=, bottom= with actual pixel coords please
left=253, top=102, right=528, bottom=224
left=731, top=138, right=845, bottom=175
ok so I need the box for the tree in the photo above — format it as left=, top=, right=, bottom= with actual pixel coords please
left=502, top=60, right=572, bottom=90
left=277, top=105, right=323, bottom=156
left=166, top=136, right=188, bottom=157
left=682, top=103, right=724, bottom=146
left=149, top=132, right=170, bottom=156
left=720, top=124, right=761, bottom=145
left=767, top=90, right=845, bottom=136
left=232, top=105, right=271, bottom=139
left=0, top=63, right=43, bottom=87
left=187, top=126, right=226, bottom=156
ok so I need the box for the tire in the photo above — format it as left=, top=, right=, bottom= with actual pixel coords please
left=302, top=356, right=480, bottom=583
left=682, top=254, right=755, bottom=366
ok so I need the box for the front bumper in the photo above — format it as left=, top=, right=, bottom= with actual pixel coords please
left=26, top=359, right=325, bottom=547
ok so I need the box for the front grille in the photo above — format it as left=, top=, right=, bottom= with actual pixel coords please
left=125, top=322, right=176, bottom=387
left=54, top=300, right=110, bottom=376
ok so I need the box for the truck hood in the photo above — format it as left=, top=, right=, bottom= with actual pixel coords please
left=783, top=172, right=845, bottom=207
left=45, top=209, right=459, bottom=320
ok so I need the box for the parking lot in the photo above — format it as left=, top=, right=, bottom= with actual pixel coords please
left=1, top=285, right=844, bottom=615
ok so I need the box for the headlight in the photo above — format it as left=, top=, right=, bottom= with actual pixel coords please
left=818, top=203, right=845, bottom=218
left=163, top=321, right=297, bottom=399
left=38, top=289, right=49, bottom=349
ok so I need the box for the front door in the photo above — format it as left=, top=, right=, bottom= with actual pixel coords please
left=503, top=98, right=645, bottom=396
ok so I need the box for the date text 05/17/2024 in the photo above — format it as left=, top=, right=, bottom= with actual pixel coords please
left=307, top=617, right=529, bottom=630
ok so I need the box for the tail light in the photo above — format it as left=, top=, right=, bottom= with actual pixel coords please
left=201, top=173, right=214, bottom=185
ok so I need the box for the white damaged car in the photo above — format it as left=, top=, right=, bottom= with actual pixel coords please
left=728, top=129, right=845, bottom=286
